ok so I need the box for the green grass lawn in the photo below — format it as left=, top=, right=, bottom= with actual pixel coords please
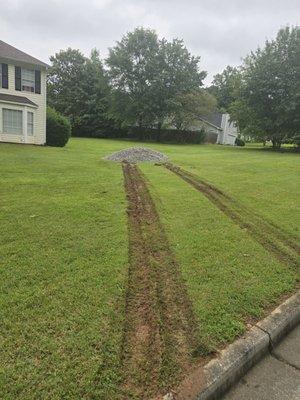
left=0, top=138, right=299, bottom=399
left=0, top=140, right=129, bottom=399
left=141, top=141, right=300, bottom=236
left=141, top=164, right=297, bottom=350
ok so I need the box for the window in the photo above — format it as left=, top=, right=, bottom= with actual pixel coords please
left=1, top=63, right=8, bottom=89
left=27, top=112, right=34, bottom=135
left=3, top=109, right=23, bottom=134
left=22, top=69, right=35, bottom=92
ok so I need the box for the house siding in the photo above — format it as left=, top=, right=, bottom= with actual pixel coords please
left=218, top=114, right=238, bottom=145
left=0, top=62, right=46, bottom=145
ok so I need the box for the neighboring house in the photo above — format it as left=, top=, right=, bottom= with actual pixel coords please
left=0, top=40, right=48, bottom=145
left=195, top=113, right=238, bottom=145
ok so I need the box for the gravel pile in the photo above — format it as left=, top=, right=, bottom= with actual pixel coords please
left=104, top=147, right=168, bottom=163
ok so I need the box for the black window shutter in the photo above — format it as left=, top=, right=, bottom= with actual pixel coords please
left=35, top=70, right=41, bottom=94
left=15, top=66, right=21, bottom=90
left=1, top=63, right=8, bottom=88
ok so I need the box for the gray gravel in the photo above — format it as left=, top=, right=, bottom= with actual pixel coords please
left=104, top=147, right=168, bottom=163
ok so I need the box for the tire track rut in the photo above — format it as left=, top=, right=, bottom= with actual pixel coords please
left=122, top=162, right=199, bottom=399
left=164, top=163, right=299, bottom=268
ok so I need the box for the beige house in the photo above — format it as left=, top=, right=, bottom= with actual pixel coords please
left=0, top=40, right=48, bottom=145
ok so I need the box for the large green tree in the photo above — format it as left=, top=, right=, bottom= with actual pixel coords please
left=106, top=28, right=160, bottom=128
left=209, top=66, right=242, bottom=111
left=223, top=26, right=300, bottom=147
left=73, top=49, right=112, bottom=135
left=47, top=48, right=86, bottom=119
left=171, top=89, right=216, bottom=130
left=47, top=48, right=111, bottom=135
left=240, top=26, right=300, bottom=147
left=151, top=37, right=206, bottom=131
left=106, top=27, right=207, bottom=136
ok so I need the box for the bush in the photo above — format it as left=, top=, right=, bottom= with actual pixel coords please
left=72, top=125, right=206, bottom=144
left=235, top=137, right=245, bottom=146
left=46, top=107, right=71, bottom=147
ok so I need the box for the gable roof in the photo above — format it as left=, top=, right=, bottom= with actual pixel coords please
left=199, top=113, right=223, bottom=129
left=0, top=40, right=48, bottom=68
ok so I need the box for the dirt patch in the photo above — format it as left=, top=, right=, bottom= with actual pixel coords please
left=165, top=163, right=299, bottom=268
left=122, top=162, right=201, bottom=399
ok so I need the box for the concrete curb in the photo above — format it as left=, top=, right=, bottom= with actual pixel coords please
left=193, top=291, right=300, bottom=400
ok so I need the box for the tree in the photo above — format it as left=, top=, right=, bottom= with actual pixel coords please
left=209, top=66, right=242, bottom=111
left=229, top=98, right=265, bottom=142
left=47, top=48, right=111, bottom=135
left=47, top=48, right=87, bottom=120
left=106, top=28, right=160, bottom=128
left=106, top=27, right=207, bottom=138
left=72, top=49, right=112, bottom=136
left=151, top=37, right=206, bottom=132
left=216, top=26, right=300, bottom=148
left=240, top=26, right=300, bottom=148
left=171, top=89, right=217, bottom=129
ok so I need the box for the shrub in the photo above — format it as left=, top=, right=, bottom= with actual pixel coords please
left=46, top=107, right=71, bottom=147
left=72, top=125, right=207, bottom=144
left=235, top=137, right=245, bottom=146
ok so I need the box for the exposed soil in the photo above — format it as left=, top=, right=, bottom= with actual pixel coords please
left=164, top=163, right=299, bottom=268
left=122, top=162, right=201, bottom=399
left=121, top=162, right=298, bottom=399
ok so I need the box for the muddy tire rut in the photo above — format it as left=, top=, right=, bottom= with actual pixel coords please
left=164, top=163, right=299, bottom=268
left=122, top=163, right=199, bottom=399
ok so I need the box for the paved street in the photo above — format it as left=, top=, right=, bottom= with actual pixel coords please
left=223, top=324, right=300, bottom=400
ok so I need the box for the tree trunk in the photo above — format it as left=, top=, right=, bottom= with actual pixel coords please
left=272, top=139, right=281, bottom=149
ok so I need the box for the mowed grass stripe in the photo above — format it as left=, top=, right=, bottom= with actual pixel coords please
left=0, top=140, right=128, bottom=400
left=162, top=144, right=300, bottom=237
left=122, top=163, right=199, bottom=399
left=165, top=164, right=299, bottom=268
left=140, top=163, right=296, bottom=351
left=168, top=164, right=300, bottom=254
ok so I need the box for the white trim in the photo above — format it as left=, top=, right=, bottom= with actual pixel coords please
left=23, top=106, right=27, bottom=143
left=27, top=111, right=34, bottom=136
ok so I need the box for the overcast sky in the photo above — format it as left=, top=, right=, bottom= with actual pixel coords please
left=1, top=0, right=299, bottom=84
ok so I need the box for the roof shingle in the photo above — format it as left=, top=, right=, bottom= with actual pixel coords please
left=0, top=93, right=38, bottom=107
left=0, top=40, right=48, bottom=68
left=199, top=113, right=223, bottom=129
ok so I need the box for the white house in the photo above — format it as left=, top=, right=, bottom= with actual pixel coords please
left=196, top=113, right=239, bottom=145
left=0, top=40, right=48, bottom=145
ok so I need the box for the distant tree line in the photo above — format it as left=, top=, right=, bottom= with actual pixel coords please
left=209, top=26, right=300, bottom=148
left=48, top=25, right=299, bottom=148
left=47, top=28, right=216, bottom=142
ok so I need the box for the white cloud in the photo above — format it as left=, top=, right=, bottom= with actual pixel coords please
left=0, top=0, right=299, bottom=83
